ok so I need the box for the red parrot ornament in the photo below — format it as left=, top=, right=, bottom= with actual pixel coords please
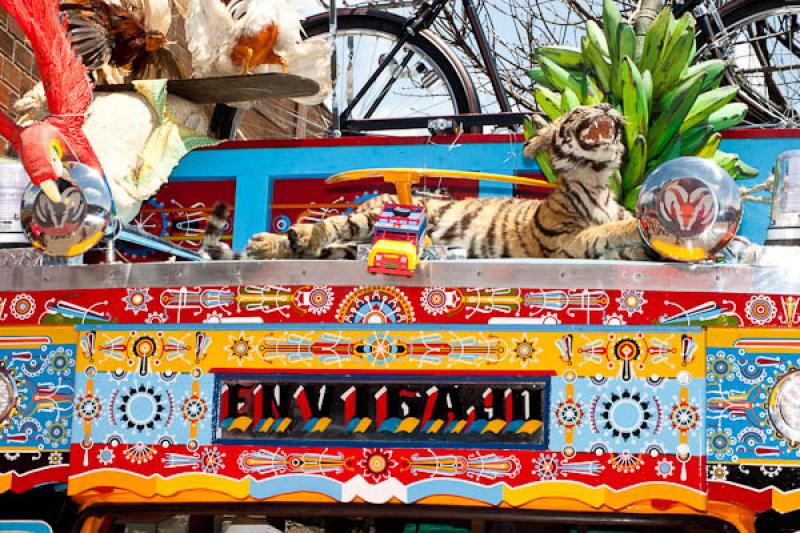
left=0, top=0, right=102, bottom=203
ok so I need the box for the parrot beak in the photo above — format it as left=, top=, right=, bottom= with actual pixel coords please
left=40, top=179, right=62, bottom=204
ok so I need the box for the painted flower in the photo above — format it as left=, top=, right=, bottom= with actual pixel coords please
left=616, top=290, right=646, bottom=317
left=97, top=446, right=115, bottom=466
left=655, top=458, right=674, bottom=479
left=708, top=464, right=729, bottom=481
left=48, top=452, right=63, bottom=465
left=358, top=448, right=397, bottom=483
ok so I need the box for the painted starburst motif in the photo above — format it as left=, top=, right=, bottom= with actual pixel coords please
left=358, top=448, right=398, bottom=483
left=616, top=290, right=647, bottom=316
left=511, top=335, right=541, bottom=366
left=123, top=288, right=153, bottom=315
left=225, top=333, right=255, bottom=366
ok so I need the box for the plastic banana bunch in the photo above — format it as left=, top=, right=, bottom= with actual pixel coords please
left=525, top=0, right=758, bottom=210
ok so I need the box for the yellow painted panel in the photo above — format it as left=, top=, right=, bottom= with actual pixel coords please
left=0, top=325, right=77, bottom=347
left=78, top=328, right=704, bottom=378
left=708, top=327, right=800, bottom=352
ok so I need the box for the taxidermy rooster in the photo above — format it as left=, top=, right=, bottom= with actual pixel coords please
left=0, top=0, right=101, bottom=204
left=186, top=0, right=331, bottom=104
left=61, top=0, right=181, bottom=81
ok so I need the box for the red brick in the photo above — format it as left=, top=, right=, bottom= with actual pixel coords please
left=0, top=27, right=13, bottom=58
left=0, top=80, right=11, bottom=110
left=3, top=60, right=21, bottom=91
left=5, top=17, right=24, bottom=41
left=19, top=71, right=35, bottom=94
left=13, top=42, right=32, bottom=73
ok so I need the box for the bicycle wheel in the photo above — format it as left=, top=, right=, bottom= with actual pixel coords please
left=698, top=0, right=800, bottom=127
left=303, top=9, right=481, bottom=135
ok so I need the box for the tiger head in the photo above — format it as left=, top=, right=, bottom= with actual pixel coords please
left=523, top=104, right=624, bottom=184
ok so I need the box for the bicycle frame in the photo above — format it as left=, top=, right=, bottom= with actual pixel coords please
left=328, top=0, right=512, bottom=134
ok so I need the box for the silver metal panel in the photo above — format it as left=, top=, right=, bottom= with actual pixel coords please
left=1, top=258, right=798, bottom=294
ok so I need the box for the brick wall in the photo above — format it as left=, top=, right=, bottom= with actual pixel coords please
left=0, top=5, right=39, bottom=153
left=0, top=7, right=39, bottom=112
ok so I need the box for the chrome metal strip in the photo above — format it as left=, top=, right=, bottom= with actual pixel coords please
left=1, top=259, right=796, bottom=294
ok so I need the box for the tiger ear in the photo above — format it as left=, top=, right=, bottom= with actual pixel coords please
left=522, top=124, right=554, bottom=159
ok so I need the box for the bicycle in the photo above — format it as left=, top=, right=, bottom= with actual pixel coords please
left=301, top=0, right=800, bottom=134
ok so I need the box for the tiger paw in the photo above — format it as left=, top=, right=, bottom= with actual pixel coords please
left=287, top=224, right=316, bottom=256
left=245, top=232, right=288, bottom=259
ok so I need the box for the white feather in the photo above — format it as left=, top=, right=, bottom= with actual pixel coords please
left=186, top=0, right=236, bottom=76
left=141, top=0, right=172, bottom=35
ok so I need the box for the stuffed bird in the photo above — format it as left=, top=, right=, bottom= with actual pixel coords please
left=0, top=0, right=101, bottom=204
left=186, top=0, right=331, bottom=104
left=61, top=0, right=181, bottom=82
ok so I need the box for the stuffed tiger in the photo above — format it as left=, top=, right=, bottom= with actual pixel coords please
left=204, top=104, right=651, bottom=261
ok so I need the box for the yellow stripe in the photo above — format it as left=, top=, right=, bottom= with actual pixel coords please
left=503, top=481, right=707, bottom=511
left=450, top=420, right=466, bottom=434
left=354, top=418, right=371, bottom=433
left=397, top=418, right=420, bottom=433
left=481, top=419, right=507, bottom=434
left=228, top=416, right=253, bottom=432
left=426, top=419, right=444, bottom=434
left=276, top=418, right=292, bottom=433
left=312, top=418, right=332, bottom=433
left=516, top=420, right=543, bottom=434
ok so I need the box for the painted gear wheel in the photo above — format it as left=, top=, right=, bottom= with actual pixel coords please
left=10, top=293, right=36, bottom=320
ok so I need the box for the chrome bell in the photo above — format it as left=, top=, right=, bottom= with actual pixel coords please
left=20, top=162, right=113, bottom=257
left=637, top=156, right=742, bottom=262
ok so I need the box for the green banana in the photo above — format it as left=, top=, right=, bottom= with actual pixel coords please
left=586, top=20, right=610, bottom=58
left=734, top=159, right=760, bottom=178
left=534, top=86, right=562, bottom=120
left=603, top=0, right=622, bottom=66
left=583, top=75, right=605, bottom=105
left=697, top=132, right=721, bottom=158
left=681, top=85, right=739, bottom=132
left=654, top=29, right=694, bottom=97
left=623, top=134, right=647, bottom=191
left=639, top=7, right=671, bottom=73
left=657, top=71, right=705, bottom=119
left=679, top=123, right=713, bottom=156
left=536, top=46, right=585, bottom=69
left=561, top=87, right=581, bottom=113
left=535, top=150, right=559, bottom=183
left=708, top=102, right=748, bottom=132
left=526, top=67, right=548, bottom=86
left=713, top=150, right=738, bottom=173
left=581, top=36, right=611, bottom=93
left=621, top=56, right=648, bottom=148
left=685, top=59, right=726, bottom=92
left=641, top=70, right=653, bottom=105
left=618, top=24, right=636, bottom=69
left=662, top=12, right=695, bottom=59
left=623, top=185, right=642, bottom=212
left=539, top=56, right=583, bottom=95
left=647, top=72, right=706, bottom=158
left=522, top=116, right=535, bottom=140
left=612, top=24, right=636, bottom=101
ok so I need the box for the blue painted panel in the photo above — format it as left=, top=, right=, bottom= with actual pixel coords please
left=0, top=521, right=53, bottom=533
left=71, top=373, right=214, bottom=446
left=0, top=345, right=75, bottom=452
left=170, top=136, right=797, bottom=248
left=549, top=377, right=705, bottom=456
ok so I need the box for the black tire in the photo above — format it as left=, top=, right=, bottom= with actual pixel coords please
left=697, top=0, right=800, bottom=126
left=303, top=9, right=481, bottom=133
